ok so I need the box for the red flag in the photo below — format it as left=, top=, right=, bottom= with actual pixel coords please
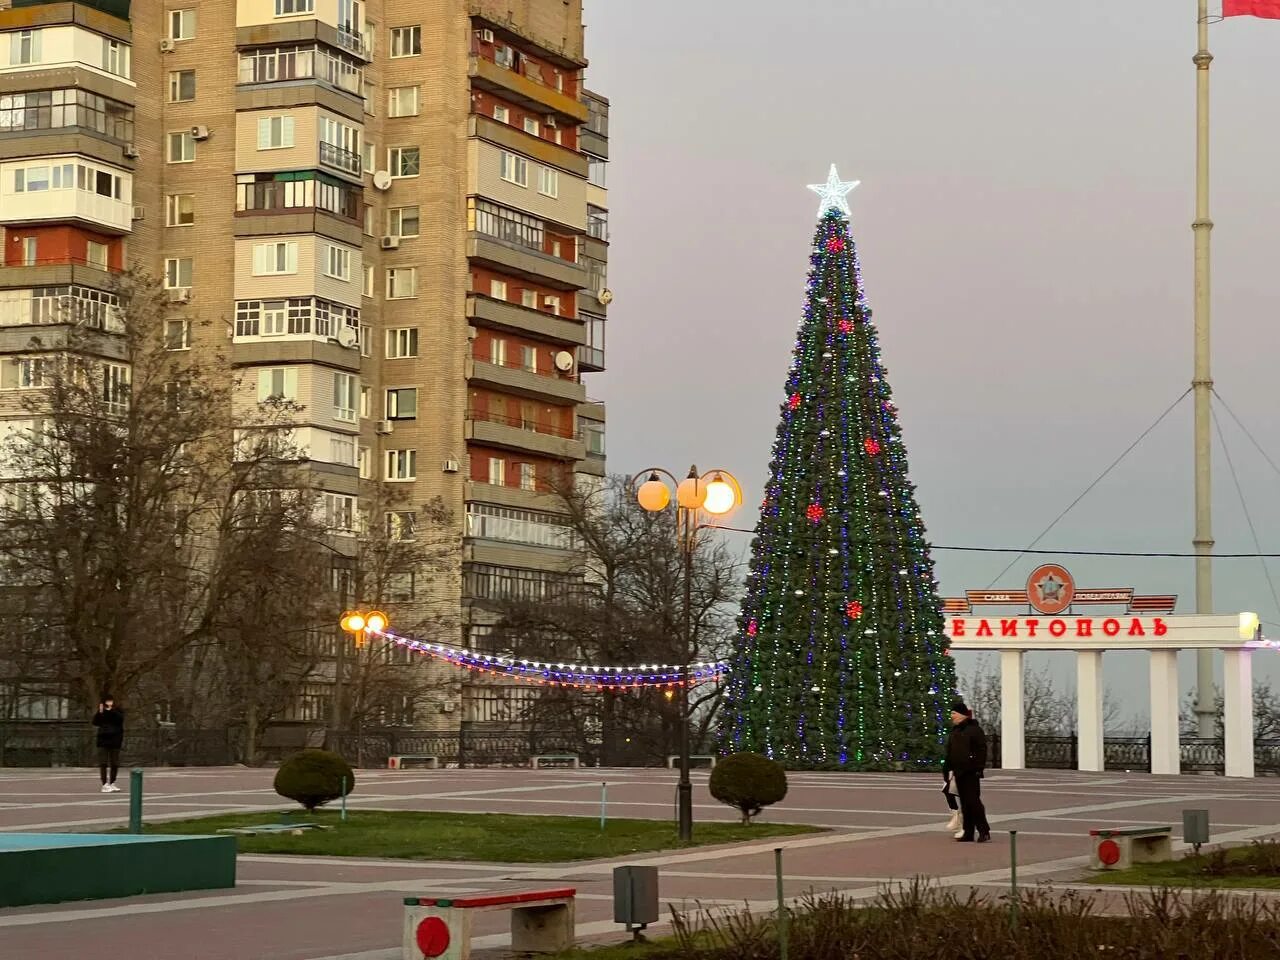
left=1223, top=0, right=1280, bottom=17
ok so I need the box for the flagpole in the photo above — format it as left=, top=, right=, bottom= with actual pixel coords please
left=1192, top=0, right=1216, bottom=738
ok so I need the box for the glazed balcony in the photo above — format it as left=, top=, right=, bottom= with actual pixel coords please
left=468, top=54, right=587, bottom=125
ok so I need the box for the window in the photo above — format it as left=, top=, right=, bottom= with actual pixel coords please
left=587, top=154, right=607, bottom=188
left=499, top=151, right=528, bottom=187
left=521, top=345, right=536, bottom=373
left=390, top=25, right=421, bottom=57
left=257, top=115, right=295, bottom=149
left=538, top=166, right=558, bottom=198
left=323, top=492, right=355, bottom=532
left=543, top=295, right=560, bottom=314
left=488, top=457, right=505, bottom=486
left=385, top=449, right=417, bottom=481
left=333, top=372, right=357, bottom=421
left=385, top=386, right=417, bottom=420
left=275, top=0, right=315, bottom=15
left=389, top=146, right=420, bottom=178
left=165, top=318, right=191, bottom=351
left=169, top=9, right=196, bottom=40
left=363, top=204, right=374, bottom=236
left=359, top=385, right=371, bottom=418
left=14, top=237, right=36, bottom=266
left=386, top=327, right=418, bottom=358
left=168, top=130, right=194, bottom=163
left=168, top=70, right=195, bottom=102
left=493, top=104, right=509, bottom=124
left=519, top=462, right=536, bottom=492
left=387, top=206, right=419, bottom=238
left=388, top=86, right=419, bottom=117
left=0, top=91, right=134, bottom=142
left=165, top=258, right=192, bottom=289
left=324, top=244, right=351, bottom=281
left=489, top=337, right=506, bottom=366
left=102, top=362, right=129, bottom=410
left=85, top=241, right=108, bottom=269
left=471, top=200, right=544, bottom=251
left=362, top=141, right=375, bottom=172
left=0, top=357, right=50, bottom=389
left=490, top=279, right=507, bottom=300
left=363, top=264, right=374, bottom=298
left=465, top=504, right=574, bottom=549
left=102, top=39, right=130, bottom=78
left=258, top=367, right=299, bottom=401
left=386, top=267, right=416, bottom=299
left=319, top=116, right=361, bottom=174
left=166, top=194, right=195, bottom=226
left=10, top=29, right=40, bottom=65
left=587, top=205, right=608, bottom=240
left=520, top=289, right=537, bottom=309
left=358, top=446, right=371, bottom=479
left=386, top=511, right=416, bottom=542
left=164, top=380, right=190, bottom=412
left=252, top=241, right=298, bottom=276
left=523, top=116, right=539, bottom=136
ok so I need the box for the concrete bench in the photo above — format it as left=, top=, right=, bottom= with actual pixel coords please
left=531, top=754, right=579, bottom=769
left=667, top=754, right=717, bottom=769
left=403, top=888, right=575, bottom=960
left=1089, top=826, right=1173, bottom=870
left=388, top=755, right=439, bottom=770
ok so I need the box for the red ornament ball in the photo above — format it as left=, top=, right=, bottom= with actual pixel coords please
left=806, top=503, right=825, bottom=523
left=837, top=318, right=854, bottom=334
left=845, top=600, right=863, bottom=620
left=826, top=236, right=846, bottom=253
left=788, top=393, right=802, bottom=410
left=863, top=438, right=882, bottom=456
left=747, top=619, right=758, bottom=636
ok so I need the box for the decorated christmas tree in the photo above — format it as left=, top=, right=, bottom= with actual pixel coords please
left=721, top=166, right=955, bottom=769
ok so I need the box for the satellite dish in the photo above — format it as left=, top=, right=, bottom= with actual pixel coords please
left=372, top=170, right=392, bottom=191
left=337, top=326, right=359, bottom=349
left=553, top=350, right=574, bottom=372
left=597, top=288, right=613, bottom=305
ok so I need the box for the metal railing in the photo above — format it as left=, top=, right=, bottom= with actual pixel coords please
left=319, top=141, right=361, bottom=176
left=465, top=406, right=575, bottom=440
left=986, top=734, right=1280, bottom=775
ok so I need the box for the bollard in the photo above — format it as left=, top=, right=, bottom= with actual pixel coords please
left=1009, top=830, right=1019, bottom=928
left=775, top=847, right=789, bottom=960
left=341, top=776, right=348, bottom=822
left=600, top=782, right=608, bottom=831
left=128, top=768, right=143, bottom=834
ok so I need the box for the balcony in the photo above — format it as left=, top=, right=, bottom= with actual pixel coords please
left=467, top=235, right=586, bottom=291
left=0, top=185, right=131, bottom=234
left=468, top=55, right=588, bottom=125
left=465, top=407, right=585, bottom=461
left=581, top=89, right=609, bottom=159
left=319, top=141, right=361, bottom=178
left=467, top=115, right=587, bottom=178
left=467, top=356, right=585, bottom=405
left=466, top=294, right=584, bottom=346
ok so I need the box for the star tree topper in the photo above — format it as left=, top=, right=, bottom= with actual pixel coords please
left=807, top=164, right=860, bottom=218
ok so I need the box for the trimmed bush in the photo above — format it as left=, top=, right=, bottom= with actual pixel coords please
left=709, top=752, right=787, bottom=824
left=274, top=749, right=355, bottom=812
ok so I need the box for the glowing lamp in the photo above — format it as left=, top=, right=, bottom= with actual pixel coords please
left=340, top=612, right=365, bottom=633
left=1240, top=612, right=1261, bottom=640
left=702, top=473, right=738, bottom=516
left=365, top=611, right=388, bottom=634
left=676, top=476, right=705, bottom=510
left=636, top=475, right=671, bottom=512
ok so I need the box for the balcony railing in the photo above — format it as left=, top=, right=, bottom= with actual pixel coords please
left=473, top=351, right=578, bottom=383
left=334, top=26, right=369, bottom=58
left=237, top=45, right=363, bottom=96
left=1, top=253, right=119, bottom=272
left=466, top=406, right=575, bottom=440
left=319, top=141, right=361, bottom=176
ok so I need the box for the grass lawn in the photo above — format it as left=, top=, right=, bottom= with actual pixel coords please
left=1089, top=847, right=1280, bottom=890
left=138, top=810, right=820, bottom=862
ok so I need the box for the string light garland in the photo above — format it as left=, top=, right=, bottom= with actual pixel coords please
left=368, top=628, right=726, bottom=689
left=721, top=169, right=957, bottom=770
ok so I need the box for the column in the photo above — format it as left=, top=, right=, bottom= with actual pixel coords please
left=1000, top=649, right=1025, bottom=770
left=1076, top=650, right=1105, bottom=772
left=1149, top=650, right=1181, bottom=775
left=1223, top=648, right=1254, bottom=778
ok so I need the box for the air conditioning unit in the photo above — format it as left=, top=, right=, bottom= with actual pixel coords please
left=380, top=235, right=400, bottom=250
left=440, top=701, right=457, bottom=714
left=544, top=114, right=557, bottom=128
left=131, top=205, right=146, bottom=221
left=375, top=420, right=393, bottom=435
left=442, top=459, right=460, bottom=473
left=124, top=143, right=139, bottom=159
left=479, top=28, right=495, bottom=43
left=190, top=125, right=210, bottom=141
left=167, top=288, right=191, bottom=304
left=159, top=38, right=176, bottom=53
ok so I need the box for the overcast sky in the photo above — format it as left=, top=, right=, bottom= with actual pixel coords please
left=581, top=1, right=1280, bottom=724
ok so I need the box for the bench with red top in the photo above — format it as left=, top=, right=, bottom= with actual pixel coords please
left=402, top=888, right=576, bottom=960
left=1089, top=826, right=1173, bottom=870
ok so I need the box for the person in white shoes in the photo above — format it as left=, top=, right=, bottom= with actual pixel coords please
left=92, top=695, right=125, bottom=793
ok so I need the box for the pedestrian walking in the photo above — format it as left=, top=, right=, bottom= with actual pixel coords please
left=92, top=695, right=125, bottom=793
left=943, top=698, right=990, bottom=843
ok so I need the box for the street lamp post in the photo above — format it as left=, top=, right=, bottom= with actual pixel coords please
left=337, top=610, right=389, bottom=746
left=634, top=466, right=742, bottom=843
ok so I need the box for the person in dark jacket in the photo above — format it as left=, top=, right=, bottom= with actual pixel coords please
left=942, top=698, right=990, bottom=842
left=92, top=695, right=125, bottom=793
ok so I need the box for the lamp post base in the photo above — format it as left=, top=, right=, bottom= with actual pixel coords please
left=677, top=779, right=693, bottom=843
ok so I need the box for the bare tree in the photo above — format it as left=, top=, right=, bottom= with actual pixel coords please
left=961, top=655, right=1123, bottom=736
left=1180, top=682, right=1280, bottom=740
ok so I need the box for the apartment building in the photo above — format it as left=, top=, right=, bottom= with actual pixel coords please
left=0, top=0, right=610, bottom=729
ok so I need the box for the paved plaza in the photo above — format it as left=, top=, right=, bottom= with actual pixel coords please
left=2, top=766, right=1279, bottom=959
